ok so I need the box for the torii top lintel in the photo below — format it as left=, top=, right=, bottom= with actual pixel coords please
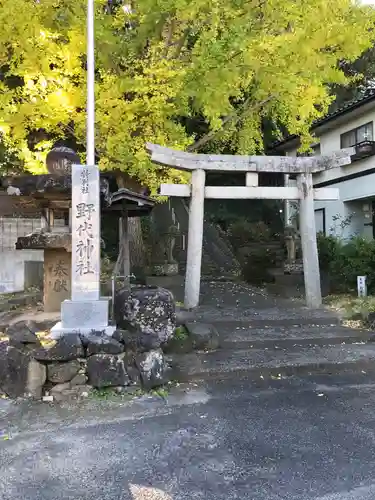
left=146, top=143, right=355, bottom=174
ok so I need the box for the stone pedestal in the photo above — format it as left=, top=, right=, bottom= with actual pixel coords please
left=51, top=298, right=113, bottom=337
left=44, top=249, right=72, bottom=313
left=284, top=259, right=304, bottom=275
left=152, top=262, right=179, bottom=276
left=16, top=231, right=73, bottom=313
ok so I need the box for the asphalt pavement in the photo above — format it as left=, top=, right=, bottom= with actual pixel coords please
left=2, top=371, right=375, bottom=499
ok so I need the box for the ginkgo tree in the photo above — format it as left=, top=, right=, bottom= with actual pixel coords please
left=0, top=0, right=374, bottom=191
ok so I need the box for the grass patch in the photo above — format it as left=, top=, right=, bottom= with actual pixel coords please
left=90, top=387, right=143, bottom=401
left=90, top=385, right=170, bottom=401
left=0, top=292, right=17, bottom=300
left=325, top=294, right=375, bottom=328
left=151, top=387, right=169, bottom=399
left=174, top=325, right=189, bottom=341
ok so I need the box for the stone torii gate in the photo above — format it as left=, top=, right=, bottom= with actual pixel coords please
left=147, top=143, right=354, bottom=310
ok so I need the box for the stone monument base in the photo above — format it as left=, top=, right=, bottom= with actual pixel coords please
left=50, top=322, right=116, bottom=339
left=44, top=249, right=71, bottom=313
left=152, top=262, right=179, bottom=276
left=50, top=298, right=116, bottom=339
left=284, top=260, right=304, bottom=275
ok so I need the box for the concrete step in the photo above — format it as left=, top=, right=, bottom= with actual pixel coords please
left=169, top=343, right=375, bottom=382
left=217, top=322, right=374, bottom=349
left=194, top=308, right=340, bottom=324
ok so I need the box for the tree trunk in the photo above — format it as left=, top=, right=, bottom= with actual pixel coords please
left=115, top=172, right=146, bottom=271
left=128, top=216, right=145, bottom=268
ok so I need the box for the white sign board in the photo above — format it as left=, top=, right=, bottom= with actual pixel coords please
left=357, top=276, right=367, bottom=297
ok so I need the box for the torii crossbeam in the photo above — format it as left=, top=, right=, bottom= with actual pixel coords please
left=147, top=143, right=354, bottom=309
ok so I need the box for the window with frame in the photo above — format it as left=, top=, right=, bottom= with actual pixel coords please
left=340, top=122, right=373, bottom=148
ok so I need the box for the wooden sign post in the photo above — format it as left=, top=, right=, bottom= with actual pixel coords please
left=147, top=144, right=354, bottom=310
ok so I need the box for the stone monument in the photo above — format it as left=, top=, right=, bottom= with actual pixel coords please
left=151, top=224, right=179, bottom=276
left=2, top=171, right=155, bottom=321
left=283, top=225, right=303, bottom=274
left=16, top=231, right=71, bottom=313
left=51, top=164, right=112, bottom=337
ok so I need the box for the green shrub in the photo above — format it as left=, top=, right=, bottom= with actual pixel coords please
left=242, top=248, right=276, bottom=285
left=317, top=234, right=375, bottom=293
left=228, top=219, right=271, bottom=247
left=317, top=233, right=342, bottom=272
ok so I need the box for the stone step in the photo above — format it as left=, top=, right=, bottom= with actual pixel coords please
left=194, top=308, right=340, bottom=325
left=169, top=343, right=375, bottom=382
left=217, top=322, right=374, bottom=349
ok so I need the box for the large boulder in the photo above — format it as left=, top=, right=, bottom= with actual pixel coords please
left=112, top=329, right=139, bottom=351
left=50, top=383, right=91, bottom=402
left=175, top=306, right=196, bottom=326
left=185, top=322, right=220, bottom=351
left=47, top=360, right=81, bottom=384
left=70, top=373, right=88, bottom=386
left=0, top=341, right=8, bottom=387
left=2, top=346, right=46, bottom=399
left=121, top=352, right=141, bottom=386
left=6, top=321, right=42, bottom=350
left=87, top=354, right=131, bottom=388
left=114, top=286, right=176, bottom=351
left=81, top=332, right=124, bottom=356
left=135, top=349, right=170, bottom=389
left=33, top=334, right=84, bottom=362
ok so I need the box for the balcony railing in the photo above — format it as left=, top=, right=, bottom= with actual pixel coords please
left=350, top=140, right=375, bottom=162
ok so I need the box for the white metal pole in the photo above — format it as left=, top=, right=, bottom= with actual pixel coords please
left=85, top=0, right=101, bottom=300
left=87, top=0, right=95, bottom=166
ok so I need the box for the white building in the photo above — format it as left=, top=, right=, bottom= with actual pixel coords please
left=272, top=90, right=375, bottom=240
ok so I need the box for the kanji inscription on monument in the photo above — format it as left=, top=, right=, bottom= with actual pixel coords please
left=71, top=164, right=100, bottom=301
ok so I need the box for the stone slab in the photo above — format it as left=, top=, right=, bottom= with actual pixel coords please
left=16, top=232, right=72, bottom=251
left=50, top=322, right=116, bottom=339
left=60, top=299, right=110, bottom=328
left=44, top=249, right=71, bottom=313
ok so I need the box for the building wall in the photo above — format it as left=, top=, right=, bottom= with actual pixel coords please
left=284, top=106, right=375, bottom=239
left=0, top=249, right=44, bottom=293
left=0, top=217, right=43, bottom=292
left=314, top=109, right=375, bottom=186
left=0, top=216, right=70, bottom=293
left=0, top=217, right=66, bottom=250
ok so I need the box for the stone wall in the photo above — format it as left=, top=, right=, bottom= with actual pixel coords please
left=0, top=217, right=65, bottom=250
left=0, top=217, right=40, bottom=251
left=0, top=217, right=64, bottom=293
left=0, top=250, right=44, bottom=293
left=0, top=286, right=221, bottom=402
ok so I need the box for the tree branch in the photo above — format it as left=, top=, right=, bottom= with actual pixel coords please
left=187, top=94, right=275, bottom=152
left=172, top=27, right=190, bottom=59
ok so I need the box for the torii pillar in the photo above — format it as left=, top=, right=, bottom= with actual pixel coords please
left=147, top=144, right=354, bottom=310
